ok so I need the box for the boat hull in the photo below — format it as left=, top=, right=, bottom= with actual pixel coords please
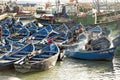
left=14, top=52, right=59, bottom=73
left=0, top=43, right=34, bottom=70
left=0, top=60, right=15, bottom=70
left=65, top=47, right=116, bottom=61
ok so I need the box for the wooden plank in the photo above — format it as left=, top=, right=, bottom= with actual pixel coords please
left=0, top=13, right=8, bottom=20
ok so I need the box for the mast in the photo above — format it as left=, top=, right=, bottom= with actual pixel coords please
left=76, top=0, right=79, bottom=14
left=55, top=0, right=60, bottom=13
left=114, top=0, right=118, bottom=16
left=96, top=0, right=100, bottom=14
left=93, top=0, right=100, bottom=13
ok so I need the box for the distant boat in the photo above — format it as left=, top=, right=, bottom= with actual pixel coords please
left=15, top=11, right=35, bottom=20
left=14, top=43, right=60, bottom=73
left=35, top=5, right=54, bottom=25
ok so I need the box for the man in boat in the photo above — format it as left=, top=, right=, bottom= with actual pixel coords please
left=47, top=38, right=54, bottom=44
left=47, top=38, right=56, bottom=53
left=79, top=27, right=84, bottom=33
left=73, top=28, right=79, bottom=42
left=85, top=39, right=93, bottom=51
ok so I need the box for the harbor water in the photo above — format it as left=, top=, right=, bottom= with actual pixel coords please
left=0, top=54, right=120, bottom=80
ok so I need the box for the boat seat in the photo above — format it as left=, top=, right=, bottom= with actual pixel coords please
left=12, top=54, right=25, bottom=58
left=39, top=54, right=51, bottom=58
left=17, top=52, right=31, bottom=55
left=44, top=51, right=57, bottom=55
left=0, top=60, right=12, bottom=63
left=34, top=37, right=43, bottom=40
left=28, top=60, right=41, bottom=63
left=30, top=57, right=45, bottom=61
left=6, top=57, right=20, bottom=60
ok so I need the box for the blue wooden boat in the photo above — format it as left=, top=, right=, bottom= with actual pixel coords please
left=25, top=22, right=38, bottom=35
left=47, top=31, right=68, bottom=44
left=0, top=43, right=34, bottom=70
left=65, top=47, right=116, bottom=61
left=15, top=11, right=35, bottom=20
left=6, top=27, right=30, bottom=43
left=13, top=23, right=23, bottom=32
left=14, top=43, right=60, bottom=73
left=45, top=25, right=53, bottom=33
left=85, top=26, right=92, bottom=31
left=53, top=24, right=69, bottom=33
left=70, top=24, right=83, bottom=32
left=28, top=28, right=48, bottom=44
left=88, top=25, right=102, bottom=34
left=64, top=36, right=115, bottom=61
left=0, top=44, right=12, bottom=57
left=5, top=18, right=11, bottom=24
left=2, top=27, right=10, bottom=37
left=102, top=27, right=111, bottom=37
left=16, top=21, right=23, bottom=26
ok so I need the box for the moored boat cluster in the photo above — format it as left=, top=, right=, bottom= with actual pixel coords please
left=0, top=17, right=119, bottom=73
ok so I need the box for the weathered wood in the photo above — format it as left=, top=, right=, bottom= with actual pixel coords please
left=0, top=13, right=8, bottom=20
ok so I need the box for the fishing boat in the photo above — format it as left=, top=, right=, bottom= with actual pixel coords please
left=70, top=24, right=83, bottom=32
left=53, top=24, right=69, bottom=33
left=12, top=22, right=23, bottom=32
left=2, top=27, right=10, bottom=37
left=0, top=44, right=12, bottom=57
left=86, top=25, right=110, bottom=37
left=6, top=27, right=30, bottom=43
left=14, top=43, right=60, bottom=73
left=87, top=26, right=102, bottom=33
left=65, top=47, right=116, bottom=61
left=0, top=43, right=34, bottom=70
left=62, top=33, right=88, bottom=51
left=25, top=22, right=38, bottom=35
left=47, top=31, right=68, bottom=44
left=15, top=11, right=35, bottom=20
left=65, top=23, right=85, bottom=44
left=87, top=25, right=102, bottom=38
left=64, top=36, right=116, bottom=61
left=44, top=25, right=53, bottom=33
left=28, top=28, right=48, bottom=44
left=35, top=3, right=54, bottom=25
